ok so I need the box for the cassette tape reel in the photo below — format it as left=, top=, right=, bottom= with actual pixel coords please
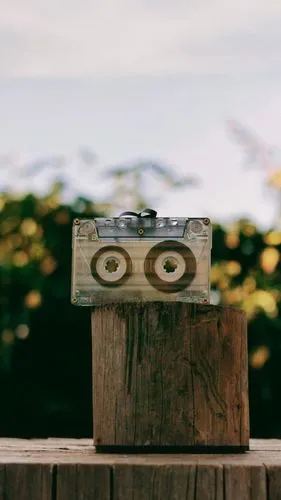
left=144, top=241, right=196, bottom=293
left=71, top=216, right=212, bottom=305
left=91, top=246, right=132, bottom=287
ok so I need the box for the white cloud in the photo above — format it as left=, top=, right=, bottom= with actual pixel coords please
left=1, top=0, right=281, bottom=76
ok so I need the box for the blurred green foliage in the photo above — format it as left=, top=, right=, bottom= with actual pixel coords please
left=1, top=189, right=281, bottom=437
left=0, top=188, right=102, bottom=436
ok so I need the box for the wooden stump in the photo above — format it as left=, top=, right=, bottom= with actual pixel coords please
left=91, top=303, right=249, bottom=453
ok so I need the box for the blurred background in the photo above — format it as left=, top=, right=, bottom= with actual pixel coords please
left=1, top=1, right=281, bottom=437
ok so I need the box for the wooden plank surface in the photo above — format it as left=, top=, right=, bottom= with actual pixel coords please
left=224, top=465, right=267, bottom=500
left=56, top=464, right=111, bottom=500
left=92, top=304, right=249, bottom=447
left=0, top=440, right=281, bottom=499
left=0, top=439, right=279, bottom=464
left=266, top=466, right=281, bottom=500
left=4, top=463, right=53, bottom=500
left=113, top=464, right=197, bottom=500
left=195, top=465, right=223, bottom=500
left=0, top=465, right=4, bottom=499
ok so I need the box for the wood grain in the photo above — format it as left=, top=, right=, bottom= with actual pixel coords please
left=56, top=464, right=111, bottom=500
left=5, top=463, right=52, bottom=500
left=56, top=465, right=77, bottom=500
left=113, top=464, right=196, bottom=500
left=91, top=303, right=249, bottom=448
left=0, top=440, right=280, bottom=498
left=266, top=466, right=281, bottom=500
left=195, top=465, right=223, bottom=500
left=224, top=465, right=267, bottom=499
left=0, top=465, right=4, bottom=500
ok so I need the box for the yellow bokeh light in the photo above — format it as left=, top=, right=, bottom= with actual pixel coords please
left=10, top=233, right=23, bottom=248
left=15, top=324, right=30, bottom=340
left=241, top=222, right=257, bottom=237
left=264, top=231, right=281, bottom=246
left=260, top=247, right=280, bottom=274
left=223, top=287, right=243, bottom=304
left=243, top=290, right=278, bottom=319
left=217, top=277, right=230, bottom=290
left=12, top=251, right=29, bottom=267
left=2, top=329, right=14, bottom=345
left=1, top=217, right=19, bottom=235
left=29, top=243, right=45, bottom=260
left=210, top=266, right=222, bottom=284
left=0, top=240, right=12, bottom=260
left=225, top=232, right=240, bottom=249
left=242, top=277, right=256, bottom=294
left=34, top=225, right=43, bottom=240
left=46, top=196, right=59, bottom=210
left=225, top=260, right=241, bottom=277
left=25, top=290, right=42, bottom=309
left=20, top=218, right=38, bottom=237
left=40, top=256, right=57, bottom=275
left=250, top=346, right=270, bottom=369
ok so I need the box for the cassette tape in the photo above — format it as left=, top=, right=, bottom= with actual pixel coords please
left=71, top=215, right=212, bottom=306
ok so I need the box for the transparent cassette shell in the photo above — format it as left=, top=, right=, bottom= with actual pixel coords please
left=71, top=217, right=212, bottom=306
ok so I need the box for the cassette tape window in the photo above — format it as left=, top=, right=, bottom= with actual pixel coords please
left=71, top=216, right=212, bottom=305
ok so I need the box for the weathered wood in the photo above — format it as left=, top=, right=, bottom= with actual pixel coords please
left=0, top=439, right=280, bottom=464
left=113, top=464, right=197, bottom=500
left=5, top=463, right=53, bottom=500
left=0, top=465, right=4, bottom=499
left=266, top=466, right=281, bottom=500
left=224, top=465, right=267, bottom=500
left=91, top=303, right=249, bottom=450
left=1, top=440, right=281, bottom=498
left=56, top=464, right=111, bottom=500
left=196, top=465, right=223, bottom=500
left=56, top=465, right=77, bottom=500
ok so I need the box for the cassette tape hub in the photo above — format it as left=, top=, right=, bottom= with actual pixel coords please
left=71, top=216, right=212, bottom=305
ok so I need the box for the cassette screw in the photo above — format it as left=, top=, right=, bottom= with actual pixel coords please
left=137, top=228, right=144, bottom=236
left=74, top=218, right=80, bottom=225
left=203, top=218, right=210, bottom=225
left=71, top=297, right=78, bottom=304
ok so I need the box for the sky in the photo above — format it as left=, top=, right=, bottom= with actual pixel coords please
left=1, top=0, right=281, bottom=228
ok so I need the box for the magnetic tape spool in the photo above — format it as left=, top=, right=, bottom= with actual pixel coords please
left=144, top=240, right=197, bottom=293
left=91, top=246, right=132, bottom=288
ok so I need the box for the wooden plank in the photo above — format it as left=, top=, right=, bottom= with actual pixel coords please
left=190, top=305, right=249, bottom=447
left=266, top=466, right=281, bottom=500
left=224, top=465, right=267, bottom=499
left=0, top=437, right=275, bottom=452
left=0, top=450, right=280, bottom=466
left=77, top=465, right=111, bottom=500
left=113, top=464, right=196, bottom=500
left=251, top=440, right=281, bottom=451
left=0, top=438, right=91, bottom=450
left=56, top=464, right=111, bottom=500
left=195, top=465, right=223, bottom=499
left=5, top=463, right=52, bottom=500
left=0, top=439, right=281, bottom=466
left=0, top=465, right=4, bottom=500
left=56, top=465, right=77, bottom=500
left=92, top=303, right=249, bottom=448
